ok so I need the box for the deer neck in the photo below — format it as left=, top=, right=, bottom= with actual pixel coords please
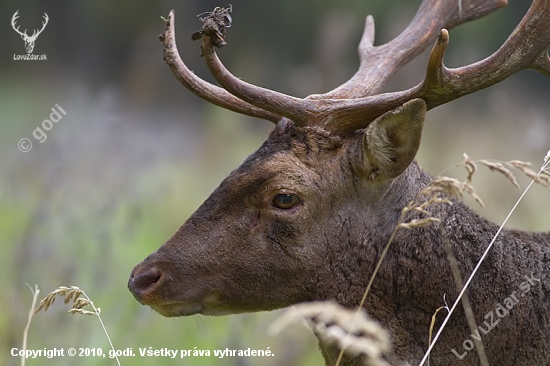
left=312, top=161, right=485, bottom=363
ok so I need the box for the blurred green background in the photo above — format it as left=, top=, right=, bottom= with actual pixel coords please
left=1, top=0, right=549, bottom=365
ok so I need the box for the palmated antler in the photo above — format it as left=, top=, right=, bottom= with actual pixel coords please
left=313, top=0, right=508, bottom=99
left=326, top=0, right=550, bottom=134
left=162, top=0, right=550, bottom=135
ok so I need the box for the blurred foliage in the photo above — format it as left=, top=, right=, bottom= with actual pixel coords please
left=1, top=0, right=549, bottom=365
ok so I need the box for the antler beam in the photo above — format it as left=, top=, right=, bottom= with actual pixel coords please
left=11, top=11, right=27, bottom=38
left=161, top=11, right=282, bottom=124
left=200, top=38, right=315, bottom=126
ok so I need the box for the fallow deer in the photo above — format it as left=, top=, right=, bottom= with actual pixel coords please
left=129, top=0, right=550, bottom=364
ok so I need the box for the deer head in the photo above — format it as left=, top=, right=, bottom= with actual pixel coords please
left=129, top=0, right=550, bottom=363
left=12, top=11, right=49, bottom=54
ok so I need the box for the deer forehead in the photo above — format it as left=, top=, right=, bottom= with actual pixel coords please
left=231, top=127, right=345, bottom=190
left=230, top=152, right=321, bottom=198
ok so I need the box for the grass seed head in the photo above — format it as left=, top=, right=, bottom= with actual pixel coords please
left=479, top=160, right=520, bottom=189
left=34, top=286, right=98, bottom=317
left=270, top=301, right=391, bottom=365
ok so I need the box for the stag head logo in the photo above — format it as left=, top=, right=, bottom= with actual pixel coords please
left=11, top=11, right=49, bottom=54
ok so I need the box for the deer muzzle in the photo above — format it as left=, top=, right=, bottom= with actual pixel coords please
left=128, top=263, right=161, bottom=303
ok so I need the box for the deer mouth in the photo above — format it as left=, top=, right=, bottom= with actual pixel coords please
left=148, top=302, right=204, bottom=317
left=147, top=291, right=232, bottom=317
left=128, top=263, right=229, bottom=317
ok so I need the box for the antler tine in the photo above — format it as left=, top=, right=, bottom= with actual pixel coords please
left=11, top=10, right=19, bottom=25
left=313, top=0, right=507, bottom=100
left=11, top=10, right=27, bottom=37
left=419, top=0, right=550, bottom=109
left=200, top=38, right=314, bottom=126
left=162, top=10, right=282, bottom=124
left=36, top=13, right=49, bottom=36
left=533, top=51, right=550, bottom=76
left=325, top=0, right=550, bottom=135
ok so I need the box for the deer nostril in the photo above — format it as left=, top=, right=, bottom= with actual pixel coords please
left=128, top=267, right=161, bottom=302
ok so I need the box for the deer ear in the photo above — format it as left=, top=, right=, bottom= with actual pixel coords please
left=362, top=98, right=426, bottom=180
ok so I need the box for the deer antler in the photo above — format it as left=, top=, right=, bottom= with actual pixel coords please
left=313, top=0, right=508, bottom=99
left=30, top=13, right=49, bottom=39
left=199, top=35, right=316, bottom=126
left=11, top=11, right=49, bottom=41
left=163, top=0, right=550, bottom=135
left=161, top=12, right=282, bottom=124
left=325, top=0, right=550, bottom=134
left=419, top=0, right=550, bottom=103
left=11, top=11, right=28, bottom=38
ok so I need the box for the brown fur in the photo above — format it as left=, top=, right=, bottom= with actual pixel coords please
left=129, top=110, right=550, bottom=365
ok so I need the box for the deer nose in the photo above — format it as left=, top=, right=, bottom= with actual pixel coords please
left=128, top=266, right=161, bottom=302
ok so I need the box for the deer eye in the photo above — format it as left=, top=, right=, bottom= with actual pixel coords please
left=272, top=194, right=300, bottom=209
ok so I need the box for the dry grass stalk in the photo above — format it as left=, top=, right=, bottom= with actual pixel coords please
left=462, top=153, right=550, bottom=188
left=428, top=304, right=448, bottom=348
left=337, top=152, right=549, bottom=366
left=420, top=176, right=484, bottom=208
left=270, top=301, right=392, bottom=366
left=506, top=160, right=550, bottom=186
left=478, top=160, right=520, bottom=189
left=420, top=150, right=550, bottom=365
left=427, top=303, right=448, bottom=366
left=440, top=226, right=489, bottom=366
left=21, top=284, right=40, bottom=366
left=32, top=286, right=121, bottom=366
left=398, top=217, right=441, bottom=229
